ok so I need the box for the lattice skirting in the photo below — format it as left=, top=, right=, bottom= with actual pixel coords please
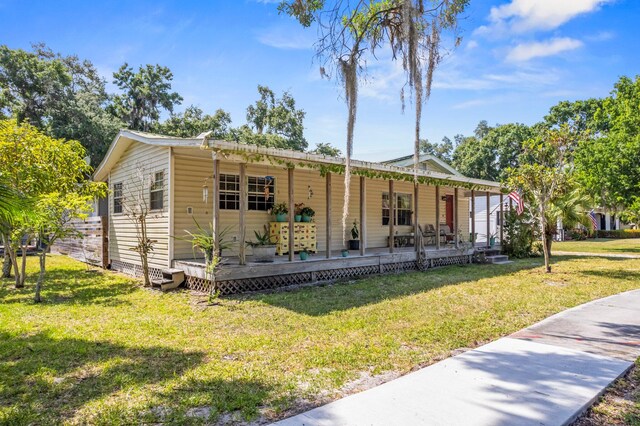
left=184, top=255, right=470, bottom=296
left=110, top=259, right=163, bottom=281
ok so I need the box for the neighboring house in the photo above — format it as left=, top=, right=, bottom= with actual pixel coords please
left=93, top=131, right=501, bottom=294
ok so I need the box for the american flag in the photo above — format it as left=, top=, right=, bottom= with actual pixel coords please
left=588, top=210, right=598, bottom=230
left=508, top=191, right=525, bottom=215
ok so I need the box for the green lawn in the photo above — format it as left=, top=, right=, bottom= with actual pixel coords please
left=553, top=238, right=640, bottom=255
left=2, top=255, right=640, bottom=425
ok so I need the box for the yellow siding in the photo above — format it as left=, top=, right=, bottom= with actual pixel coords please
left=172, top=153, right=471, bottom=259
left=108, top=143, right=170, bottom=269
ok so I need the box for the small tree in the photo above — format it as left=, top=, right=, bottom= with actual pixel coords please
left=505, top=125, right=580, bottom=272
left=33, top=190, right=105, bottom=302
left=121, top=166, right=164, bottom=287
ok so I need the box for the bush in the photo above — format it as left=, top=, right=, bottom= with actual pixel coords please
left=502, top=209, right=539, bottom=258
left=595, top=229, right=640, bottom=239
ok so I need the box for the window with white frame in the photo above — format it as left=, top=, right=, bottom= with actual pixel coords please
left=247, top=176, right=275, bottom=211
left=113, top=182, right=123, bottom=214
left=382, top=192, right=412, bottom=226
left=150, top=171, right=164, bottom=210
left=219, top=174, right=240, bottom=210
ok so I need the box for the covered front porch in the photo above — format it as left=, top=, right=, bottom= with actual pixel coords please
left=174, top=245, right=476, bottom=295
left=169, top=139, right=503, bottom=294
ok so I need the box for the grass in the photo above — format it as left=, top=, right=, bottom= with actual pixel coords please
left=553, top=238, right=640, bottom=255
left=575, top=358, right=640, bottom=425
left=2, top=255, right=640, bottom=425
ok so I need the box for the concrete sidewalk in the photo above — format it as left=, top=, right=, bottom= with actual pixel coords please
left=553, top=251, right=640, bottom=259
left=273, top=290, right=640, bottom=426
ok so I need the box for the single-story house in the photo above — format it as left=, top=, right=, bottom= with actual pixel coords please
left=93, top=130, right=503, bottom=294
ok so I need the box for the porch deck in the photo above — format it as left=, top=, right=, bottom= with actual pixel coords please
left=174, top=245, right=477, bottom=295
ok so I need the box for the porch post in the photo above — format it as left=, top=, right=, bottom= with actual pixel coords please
left=389, top=179, right=395, bottom=253
left=212, top=155, right=220, bottom=249
left=471, top=190, right=476, bottom=248
left=486, top=192, right=491, bottom=249
left=359, top=176, right=366, bottom=256
left=414, top=182, right=419, bottom=253
left=605, top=211, right=612, bottom=231
left=499, top=193, right=504, bottom=245
left=288, top=167, right=295, bottom=262
left=326, top=172, right=332, bottom=258
left=454, top=187, right=459, bottom=249
left=435, top=186, right=441, bottom=250
left=239, top=163, right=246, bottom=265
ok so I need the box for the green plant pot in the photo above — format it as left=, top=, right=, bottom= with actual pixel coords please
left=301, top=215, right=311, bottom=222
left=294, top=214, right=302, bottom=222
left=489, top=237, right=496, bottom=247
left=299, top=251, right=309, bottom=260
left=341, top=249, right=349, bottom=257
left=275, top=213, right=287, bottom=222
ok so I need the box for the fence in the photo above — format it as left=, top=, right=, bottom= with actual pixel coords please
left=51, top=216, right=108, bottom=267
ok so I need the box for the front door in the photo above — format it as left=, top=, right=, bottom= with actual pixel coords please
left=445, top=195, right=454, bottom=231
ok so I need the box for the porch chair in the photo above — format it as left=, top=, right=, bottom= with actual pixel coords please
left=421, top=224, right=437, bottom=245
left=439, top=224, right=455, bottom=244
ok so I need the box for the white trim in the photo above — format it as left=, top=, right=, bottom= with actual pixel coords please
left=168, top=147, right=174, bottom=268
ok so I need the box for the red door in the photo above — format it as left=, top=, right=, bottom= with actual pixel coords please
left=445, top=195, right=454, bottom=231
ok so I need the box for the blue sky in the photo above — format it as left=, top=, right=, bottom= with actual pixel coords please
left=1, top=0, right=638, bottom=161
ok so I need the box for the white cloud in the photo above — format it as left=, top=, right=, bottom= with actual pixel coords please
left=466, top=40, right=479, bottom=50
left=506, top=37, right=583, bottom=62
left=477, top=0, right=611, bottom=35
left=585, top=30, right=615, bottom=42
left=256, top=25, right=315, bottom=50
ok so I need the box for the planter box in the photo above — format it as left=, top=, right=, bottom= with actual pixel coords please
left=252, top=245, right=276, bottom=263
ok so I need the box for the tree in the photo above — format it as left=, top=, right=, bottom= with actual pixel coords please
left=505, top=125, right=581, bottom=273
left=574, top=76, right=640, bottom=216
left=120, top=166, right=163, bottom=287
left=156, top=105, right=231, bottom=139
left=110, top=63, right=183, bottom=132
left=419, top=137, right=453, bottom=162
left=309, top=142, right=342, bottom=157
left=283, top=0, right=469, bottom=239
left=0, top=44, right=123, bottom=166
left=244, top=85, right=307, bottom=151
left=33, top=189, right=105, bottom=303
left=451, top=135, right=494, bottom=179
left=544, top=98, right=606, bottom=135
left=0, top=119, right=106, bottom=296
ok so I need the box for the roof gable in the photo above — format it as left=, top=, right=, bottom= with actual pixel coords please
left=381, top=154, right=462, bottom=176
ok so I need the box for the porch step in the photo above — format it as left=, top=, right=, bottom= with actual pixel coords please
left=151, top=269, right=186, bottom=291
left=486, top=255, right=511, bottom=264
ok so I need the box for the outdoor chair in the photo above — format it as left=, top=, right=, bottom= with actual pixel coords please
left=422, top=224, right=437, bottom=245
left=439, top=224, right=455, bottom=244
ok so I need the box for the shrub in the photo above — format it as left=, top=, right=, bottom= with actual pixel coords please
left=502, top=209, right=539, bottom=258
left=595, top=229, right=640, bottom=239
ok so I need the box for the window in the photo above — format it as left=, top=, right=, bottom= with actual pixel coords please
left=113, top=182, right=123, bottom=214
left=382, top=192, right=412, bottom=226
left=150, top=171, right=164, bottom=210
left=219, top=174, right=240, bottom=210
left=247, top=176, right=275, bottom=211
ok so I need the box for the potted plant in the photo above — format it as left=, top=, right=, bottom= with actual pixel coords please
left=489, top=232, right=497, bottom=247
left=270, top=202, right=288, bottom=222
left=294, top=203, right=304, bottom=222
left=246, top=225, right=277, bottom=263
left=348, top=220, right=359, bottom=250
left=299, top=247, right=310, bottom=261
left=300, top=206, right=315, bottom=222
left=341, top=248, right=349, bottom=257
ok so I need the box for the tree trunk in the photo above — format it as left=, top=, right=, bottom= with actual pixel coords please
left=19, top=243, right=27, bottom=287
left=2, top=252, right=11, bottom=278
left=34, top=252, right=46, bottom=303
left=541, top=228, right=551, bottom=273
